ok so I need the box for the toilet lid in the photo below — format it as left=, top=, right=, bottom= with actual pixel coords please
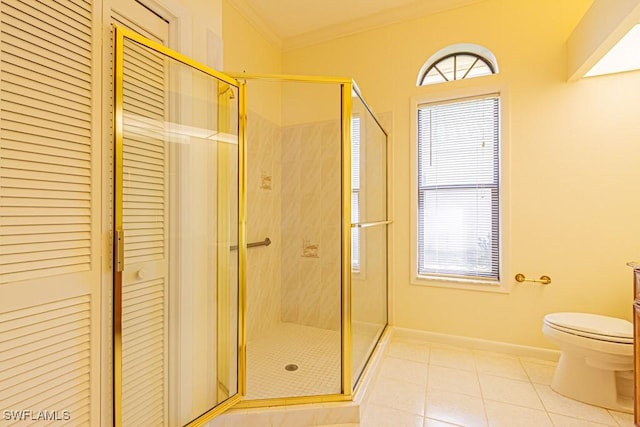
left=545, top=312, right=633, bottom=341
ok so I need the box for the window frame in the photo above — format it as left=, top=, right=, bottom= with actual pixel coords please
left=410, top=83, right=511, bottom=293
left=419, top=52, right=495, bottom=86
left=418, top=94, right=500, bottom=279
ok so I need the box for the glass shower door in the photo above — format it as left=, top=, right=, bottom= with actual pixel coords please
left=351, top=91, right=389, bottom=386
left=113, top=27, right=243, bottom=426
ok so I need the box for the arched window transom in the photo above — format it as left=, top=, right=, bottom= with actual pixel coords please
left=417, top=44, right=498, bottom=86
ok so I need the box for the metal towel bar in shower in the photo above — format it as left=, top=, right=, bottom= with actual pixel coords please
left=230, top=237, right=271, bottom=251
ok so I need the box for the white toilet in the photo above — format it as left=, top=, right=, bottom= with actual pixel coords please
left=542, top=312, right=634, bottom=413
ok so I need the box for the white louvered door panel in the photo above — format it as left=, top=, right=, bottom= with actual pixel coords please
left=0, top=0, right=99, bottom=425
left=113, top=7, right=170, bottom=425
left=0, top=0, right=93, bottom=283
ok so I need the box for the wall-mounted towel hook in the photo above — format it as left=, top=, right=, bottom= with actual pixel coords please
left=515, top=273, right=551, bottom=285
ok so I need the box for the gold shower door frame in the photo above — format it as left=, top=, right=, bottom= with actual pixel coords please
left=113, top=26, right=247, bottom=426
left=229, top=73, right=356, bottom=407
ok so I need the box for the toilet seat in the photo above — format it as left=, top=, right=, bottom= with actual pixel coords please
left=544, top=312, right=633, bottom=344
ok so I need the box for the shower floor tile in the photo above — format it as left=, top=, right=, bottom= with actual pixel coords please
left=246, top=322, right=342, bottom=400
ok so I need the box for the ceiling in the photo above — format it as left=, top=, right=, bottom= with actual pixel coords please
left=227, top=0, right=486, bottom=51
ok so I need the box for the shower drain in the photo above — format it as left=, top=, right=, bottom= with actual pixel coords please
left=284, top=364, right=299, bottom=372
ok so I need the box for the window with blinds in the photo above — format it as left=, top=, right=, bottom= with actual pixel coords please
left=417, top=94, right=500, bottom=281
left=351, top=117, right=361, bottom=272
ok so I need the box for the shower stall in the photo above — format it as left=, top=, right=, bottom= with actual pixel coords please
left=238, top=75, right=389, bottom=403
left=113, top=27, right=389, bottom=426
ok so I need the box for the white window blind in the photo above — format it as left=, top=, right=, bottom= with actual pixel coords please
left=351, top=117, right=361, bottom=271
left=417, top=94, right=500, bottom=280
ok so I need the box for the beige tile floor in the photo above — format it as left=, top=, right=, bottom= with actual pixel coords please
left=358, top=335, right=635, bottom=427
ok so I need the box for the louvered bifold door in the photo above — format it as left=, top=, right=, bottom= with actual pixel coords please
left=114, top=27, right=243, bottom=426
left=0, top=0, right=100, bottom=425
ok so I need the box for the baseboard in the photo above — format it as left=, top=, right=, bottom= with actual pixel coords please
left=391, top=326, right=560, bottom=362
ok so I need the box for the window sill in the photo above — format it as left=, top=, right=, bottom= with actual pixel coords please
left=412, top=275, right=511, bottom=293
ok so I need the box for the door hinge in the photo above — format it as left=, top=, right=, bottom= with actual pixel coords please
left=115, top=229, right=124, bottom=272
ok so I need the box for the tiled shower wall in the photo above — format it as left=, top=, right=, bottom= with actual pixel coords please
left=246, top=115, right=342, bottom=338
left=246, top=112, right=282, bottom=339
left=280, top=120, right=342, bottom=331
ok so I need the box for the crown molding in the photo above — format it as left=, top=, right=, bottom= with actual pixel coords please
left=227, top=0, right=485, bottom=53
left=226, top=0, right=283, bottom=49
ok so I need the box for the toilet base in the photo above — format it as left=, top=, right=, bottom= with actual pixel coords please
left=551, top=352, right=633, bottom=413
